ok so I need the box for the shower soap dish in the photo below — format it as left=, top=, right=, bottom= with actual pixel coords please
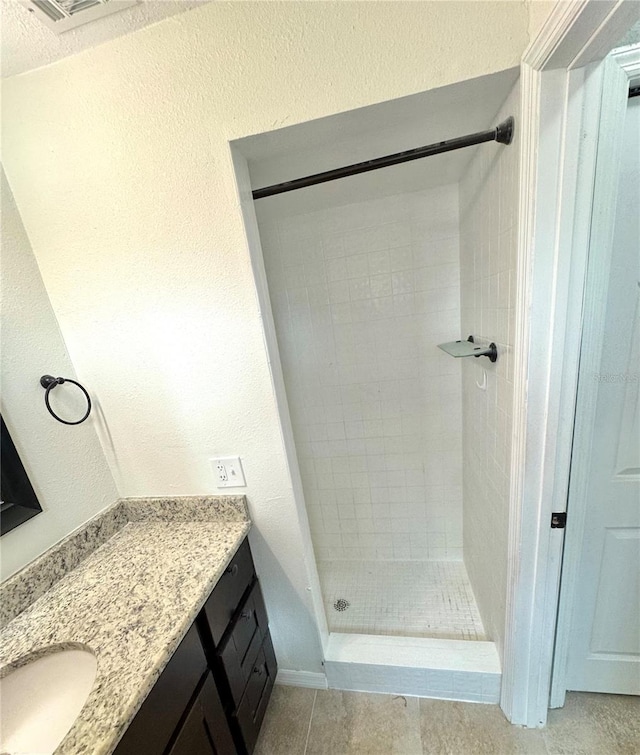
left=437, top=335, right=498, bottom=362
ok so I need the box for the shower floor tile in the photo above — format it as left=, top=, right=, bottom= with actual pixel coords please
left=317, top=559, right=486, bottom=641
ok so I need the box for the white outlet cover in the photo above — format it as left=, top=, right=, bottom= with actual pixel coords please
left=211, top=457, right=246, bottom=488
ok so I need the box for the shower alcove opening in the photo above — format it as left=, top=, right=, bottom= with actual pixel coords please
left=234, top=67, right=519, bottom=703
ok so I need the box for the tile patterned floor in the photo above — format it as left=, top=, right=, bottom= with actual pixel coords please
left=317, top=560, right=486, bottom=640
left=255, top=686, right=640, bottom=755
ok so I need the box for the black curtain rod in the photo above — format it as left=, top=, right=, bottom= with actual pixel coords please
left=252, top=116, right=514, bottom=200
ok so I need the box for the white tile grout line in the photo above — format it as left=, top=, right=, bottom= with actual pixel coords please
left=303, top=689, right=318, bottom=755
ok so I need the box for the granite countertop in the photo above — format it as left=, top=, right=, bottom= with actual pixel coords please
left=0, top=496, right=251, bottom=755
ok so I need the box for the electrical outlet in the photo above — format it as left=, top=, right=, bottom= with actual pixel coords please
left=211, top=457, right=246, bottom=488
left=215, top=462, right=228, bottom=483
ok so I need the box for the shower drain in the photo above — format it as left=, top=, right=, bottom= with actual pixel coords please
left=333, top=598, right=350, bottom=612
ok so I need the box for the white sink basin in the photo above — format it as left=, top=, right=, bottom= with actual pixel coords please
left=0, top=647, right=97, bottom=755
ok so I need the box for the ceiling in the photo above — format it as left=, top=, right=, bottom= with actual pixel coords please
left=241, top=67, right=519, bottom=216
left=1, top=0, right=208, bottom=78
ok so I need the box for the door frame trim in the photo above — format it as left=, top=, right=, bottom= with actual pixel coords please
left=501, top=0, right=640, bottom=727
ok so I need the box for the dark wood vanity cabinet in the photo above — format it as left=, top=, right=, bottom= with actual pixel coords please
left=115, top=538, right=276, bottom=755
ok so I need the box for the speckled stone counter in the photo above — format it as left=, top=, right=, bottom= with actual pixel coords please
left=0, top=496, right=251, bottom=755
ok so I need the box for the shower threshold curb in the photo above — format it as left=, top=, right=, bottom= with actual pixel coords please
left=324, top=633, right=501, bottom=703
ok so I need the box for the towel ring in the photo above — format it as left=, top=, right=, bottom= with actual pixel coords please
left=40, top=375, right=92, bottom=425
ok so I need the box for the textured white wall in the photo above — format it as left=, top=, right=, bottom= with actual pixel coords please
left=257, top=185, right=463, bottom=563
left=458, top=82, right=520, bottom=657
left=0, top=170, right=119, bottom=581
left=526, top=0, right=557, bottom=42
left=1, top=2, right=529, bottom=672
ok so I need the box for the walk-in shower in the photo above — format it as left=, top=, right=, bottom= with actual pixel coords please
left=236, top=67, right=520, bottom=699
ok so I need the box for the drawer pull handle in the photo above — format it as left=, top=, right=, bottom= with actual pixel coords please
left=241, top=611, right=253, bottom=620
left=226, top=564, right=239, bottom=577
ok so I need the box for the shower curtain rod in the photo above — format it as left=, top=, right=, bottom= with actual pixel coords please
left=252, top=116, right=514, bottom=200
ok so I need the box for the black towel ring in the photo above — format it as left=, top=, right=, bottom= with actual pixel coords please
left=40, top=375, right=92, bottom=425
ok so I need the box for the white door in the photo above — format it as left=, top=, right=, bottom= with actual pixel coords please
left=564, top=94, right=640, bottom=694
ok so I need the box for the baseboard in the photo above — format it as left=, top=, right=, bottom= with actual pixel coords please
left=276, top=669, right=328, bottom=689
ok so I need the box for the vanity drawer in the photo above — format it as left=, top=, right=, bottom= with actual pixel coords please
left=114, top=622, right=208, bottom=755
left=218, top=579, right=269, bottom=707
left=204, top=539, right=255, bottom=645
left=235, top=633, right=277, bottom=754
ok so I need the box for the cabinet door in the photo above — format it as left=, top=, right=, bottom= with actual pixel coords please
left=114, top=623, right=208, bottom=755
left=168, top=672, right=236, bottom=755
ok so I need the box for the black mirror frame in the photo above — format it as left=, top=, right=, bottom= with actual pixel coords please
left=1, top=415, right=43, bottom=535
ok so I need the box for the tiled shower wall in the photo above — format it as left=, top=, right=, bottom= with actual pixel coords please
left=256, top=185, right=463, bottom=562
left=459, top=82, right=520, bottom=653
